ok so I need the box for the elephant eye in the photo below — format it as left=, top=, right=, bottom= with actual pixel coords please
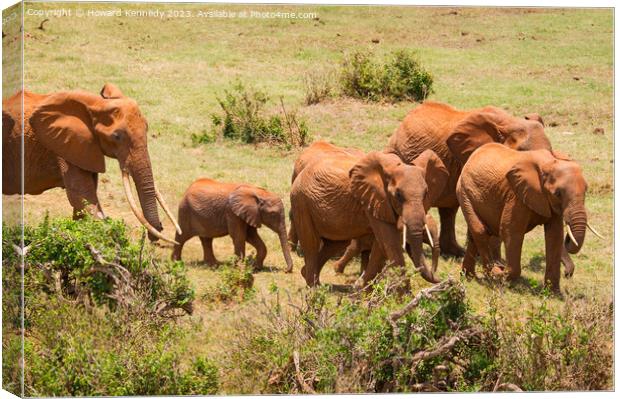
left=395, top=189, right=405, bottom=203
left=112, top=131, right=123, bottom=141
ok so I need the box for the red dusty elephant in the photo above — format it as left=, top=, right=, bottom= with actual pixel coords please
left=384, top=101, right=551, bottom=257
left=172, top=178, right=294, bottom=273
left=457, top=143, right=601, bottom=291
left=2, top=84, right=179, bottom=243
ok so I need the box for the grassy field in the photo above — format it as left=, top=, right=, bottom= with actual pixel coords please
left=4, top=2, right=614, bottom=393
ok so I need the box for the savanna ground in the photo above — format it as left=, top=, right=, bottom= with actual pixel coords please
left=2, top=2, right=614, bottom=394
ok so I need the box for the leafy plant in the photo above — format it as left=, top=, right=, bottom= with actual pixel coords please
left=3, top=215, right=194, bottom=315
left=340, top=49, right=433, bottom=102
left=202, top=259, right=256, bottom=304
left=223, top=273, right=495, bottom=393
left=193, top=82, right=310, bottom=148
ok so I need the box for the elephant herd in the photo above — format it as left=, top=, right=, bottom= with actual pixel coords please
left=2, top=84, right=602, bottom=291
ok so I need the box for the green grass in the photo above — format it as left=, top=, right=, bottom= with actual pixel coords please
left=4, top=2, right=614, bottom=393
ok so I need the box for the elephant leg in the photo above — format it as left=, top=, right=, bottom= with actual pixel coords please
left=318, top=239, right=350, bottom=272
left=287, top=210, right=298, bottom=251
left=246, top=228, right=267, bottom=271
left=360, top=250, right=370, bottom=275
left=461, top=230, right=478, bottom=277
left=489, top=236, right=504, bottom=268
left=500, top=206, right=528, bottom=282
left=199, top=236, right=219, bottom=266
left=438, top=207, right=465, bottom=257
left=363, top=240, right=387, bottom=285
left=459, top=197, right=493, bottom=270
left=227, top=214, right=248, bottom=262
left=544, top=215, right=564, bottom=291
left=333, top=239, right=359, bottom=273
left=293, top=209, right=322, bottom=286
left=61, top=164, right=102, bottom=219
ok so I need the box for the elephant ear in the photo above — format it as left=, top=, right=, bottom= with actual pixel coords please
left=100, top=83, right=125, bottom=99
left=524, top=113, right=544, bottom=127
left=447, top=111, right=505, bottom=165
left=349, top=151, right=400, bottom=223
left=412, top=149, right=450, bottom=210
left=29, top=92, right=106, bottom=173
left=229, top=186, right=262, bottom=228
left=506, top=158, right=552, bottom=218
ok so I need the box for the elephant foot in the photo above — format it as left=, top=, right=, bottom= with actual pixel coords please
left=440, top=243, right=465, bottom=258
left=333, top=262, right=345, bottom=274
left=461, top=266, right=476, bottom=279
left=203, top=259, right=220, bottom=267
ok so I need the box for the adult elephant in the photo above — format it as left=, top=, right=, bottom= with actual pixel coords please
left=385, top=101, right=550, bottom=257
left=2, top=84, right=179, bottom=243
left=288, top=140, right=365, bottom=248
left=457, top=143, right=600, bottom=290
left=291, top=149, right=447, bottom=287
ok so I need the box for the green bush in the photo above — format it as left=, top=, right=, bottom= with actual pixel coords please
left=21, top=298, right=219, bottom=396
left=2, top=217, right=217, bottom=396
left=2, top=215, right=194, bottom=314
left=340, top=49, right=433, bottom=102
left=223, top=272, right=496, bottom=393
left=491, top=294, right=613, bottom=391
left=202, top=260, right=255, bottom=304
left=193, top=82, right=310, bottom=148
left=222, top=270, right=612, bottom=393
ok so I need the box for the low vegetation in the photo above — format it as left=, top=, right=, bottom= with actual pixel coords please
left=1, top=217, right=219, bottom=396
left=303, top=67, right=337, bottom=105
left=201, top=260, right=256, bottom=304
left=193, top=82, right=310, bottom=148
left=340, top=49, right=434, bottom=102
left=220, top=268, right=612, bottom=393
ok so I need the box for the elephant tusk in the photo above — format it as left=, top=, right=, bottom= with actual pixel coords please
left=565, top=223, right=579, bottom=247
left=424, top=224, right=434, bottom=248
left=122, top=171, right=179, bottom=245
left=587, top=223, right=604, bottom=239
left=402, top=224, right=407, bottom=250
left=155, top=187, right=182, bottom=235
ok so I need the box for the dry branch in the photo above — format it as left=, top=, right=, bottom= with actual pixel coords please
left=293, top=350, right=316, bottom=394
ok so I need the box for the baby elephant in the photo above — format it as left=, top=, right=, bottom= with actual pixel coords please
left=172, top=178, right=294, bottom=272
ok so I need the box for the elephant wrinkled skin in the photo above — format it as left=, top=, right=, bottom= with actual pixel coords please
left=456, top=143, right=589, bottom=291
left=172, top=178, right=294, bottom=272
left=385, top=101, right=551, bottom=257
left=291, top=149, right=447, bottom=287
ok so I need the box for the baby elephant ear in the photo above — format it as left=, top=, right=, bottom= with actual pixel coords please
left=412, top=149, right=449, bottom=210
left=349, top=151, right=400, bottom=224
left=524, top=113, right=544, bottom=127
left=229, top=186, right=262, bottom=228
left=29, top=91, right=106, bottom=173
left=506, top=159, right=552, bottom=218
left=447, top=111, right=504, bottom=165
left=100, top=83, right=124, bottom=99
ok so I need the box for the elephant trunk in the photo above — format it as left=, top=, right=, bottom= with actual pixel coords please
left=408, top=229, right=440, bottom=284
left=120, top=149, right=178, bottom=244
left=563, top=200, right=587, bottom=254
left=277, top=219, right=294, bottom=273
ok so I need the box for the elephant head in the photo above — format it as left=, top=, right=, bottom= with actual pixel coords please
left=447, top=107, right=552, bottom=165
left=349, top=150, right=449, bottom=283
left=29, top=83, right=179, bottom=243
left=228, top=186, right=294, bottom=272
left=506, top=150, right=595, bottom=256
